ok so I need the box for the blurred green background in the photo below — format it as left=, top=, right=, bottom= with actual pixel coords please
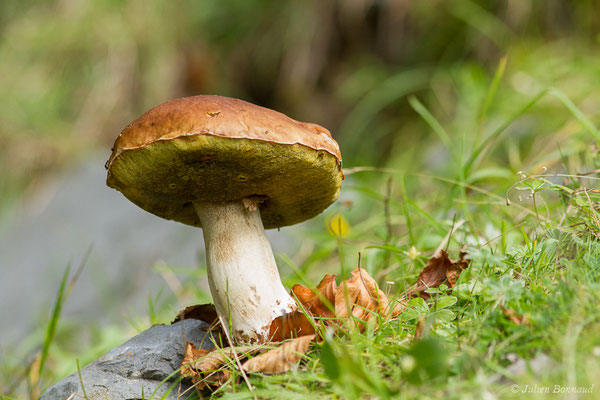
left=1, top=0, right=600, bottom=397
left=2, top=0, right=598, bottom=207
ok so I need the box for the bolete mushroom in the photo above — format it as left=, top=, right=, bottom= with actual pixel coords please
left=106, top=95, right=343, bottom=343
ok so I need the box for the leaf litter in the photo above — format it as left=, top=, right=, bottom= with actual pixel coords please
left=180, top=249, right=469, bottom=391
left=408, top=249, right=470, bottom=299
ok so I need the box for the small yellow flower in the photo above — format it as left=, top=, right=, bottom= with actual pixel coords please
left=408, top=245, right=420, bottom=260
left=326, top=214, right=350, bottom=238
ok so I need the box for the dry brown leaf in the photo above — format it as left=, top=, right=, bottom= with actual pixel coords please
left=173, top=303, right=219, bottom=327
left=270, top=274, right=338, bottom=341
left=181, top=342, right=225, bottom=390
left=274, top=269, right=400, bottom=337
left=409, top=250, right=469, bottom=299
left=335, top=268, right=389, bottom=330
left=181, top=342, right=212, bottom=377
left=292, top=274, right=337, bottom=318
left=501, top=306, right=530, bottom=325
left=195, top=346, right=265, bottom=371
left=269, top=310, right=315, bottom=342
left=181, top=341, right=267, bottom=389
left=391, top=299, right=408, bottom=317
left=193, top=369, right=230, bottom=390
left=243, top=334, right=316, bottom=374
left=190, top=350, right=229, bottom=373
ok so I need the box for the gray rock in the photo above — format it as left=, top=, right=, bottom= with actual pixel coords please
left=504, top=352, right=557, bottom=378
left=489, top=353, right=558, bottom=385
left=40, top=319, right=214, bottom=400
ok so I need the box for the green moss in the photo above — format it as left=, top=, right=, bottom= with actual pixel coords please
left=107, top=134, right=343, bottom=229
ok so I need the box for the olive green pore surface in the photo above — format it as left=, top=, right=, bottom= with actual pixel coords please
left=106, top=134, right=343, bottom=229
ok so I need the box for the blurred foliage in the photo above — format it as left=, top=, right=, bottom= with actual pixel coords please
left=1, top=0, right=599, bottom=207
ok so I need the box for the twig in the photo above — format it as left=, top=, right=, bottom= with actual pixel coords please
left=576, top=168, right=600, bottom=176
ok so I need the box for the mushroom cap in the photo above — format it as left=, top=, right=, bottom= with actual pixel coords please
left=106, top=95, right=343, bottom=229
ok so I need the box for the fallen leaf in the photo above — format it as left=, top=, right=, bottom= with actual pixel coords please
left=269, top=274, right=338, bottom=341
left=275, top=269, right=401, bottom=337
left=243, top=334, right=316, bottom=374
left=409, top=250, right=470, bottom=299
left=391, top=299, right=408, bottom=317
left=181, top=342, right=268, bottom=389
left=335, top=268, right=389, bottom=330
left=200, top=346, right=267, bottom=371
left=193, top=369, right=230, bottom=390
left=181, top=342, right=212, bottom=377
left=181, top=342, right=226, bottom=391
left=501, top=306, right=530, bottom=325
left=269, top=310, right=315, bottom=342
left=292, top=274, right=337, bottom=319
left=173, top=303, right=219, bottom=326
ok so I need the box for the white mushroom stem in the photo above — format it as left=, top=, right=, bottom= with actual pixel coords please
left=193, top=200, right=297, bottom=344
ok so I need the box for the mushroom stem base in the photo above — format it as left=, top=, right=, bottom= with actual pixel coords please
left=193, top=200, right=297, bottom=344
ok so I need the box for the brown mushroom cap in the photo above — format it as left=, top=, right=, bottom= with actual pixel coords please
left=106, top=95, right=343, bottom=229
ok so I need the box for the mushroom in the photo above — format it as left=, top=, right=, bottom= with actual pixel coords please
left=105, top=95, right=343, bottom=344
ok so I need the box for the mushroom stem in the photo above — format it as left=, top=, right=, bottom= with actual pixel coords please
left=193, top=200, right=297, bottom=344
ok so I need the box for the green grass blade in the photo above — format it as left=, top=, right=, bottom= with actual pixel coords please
left=148, top=292, right=158, bottom=325
left=449, top=0, right=513, bottom=47
left=76, top=359, right=89, bottom=400
left=466, top=87, right=600, bottom=176
left=38, top=263, right=71, bottom=377
left=479, top=56, right=507, bottom=128
left=548, top=87, right=600, bottom=140
left=339, top=69, right=430, bottom=157
left=400, top=175, right=415, bottom=246
left=408, top=95, right=457, bottom=162
left=465, top=89, right=548, bottom=175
